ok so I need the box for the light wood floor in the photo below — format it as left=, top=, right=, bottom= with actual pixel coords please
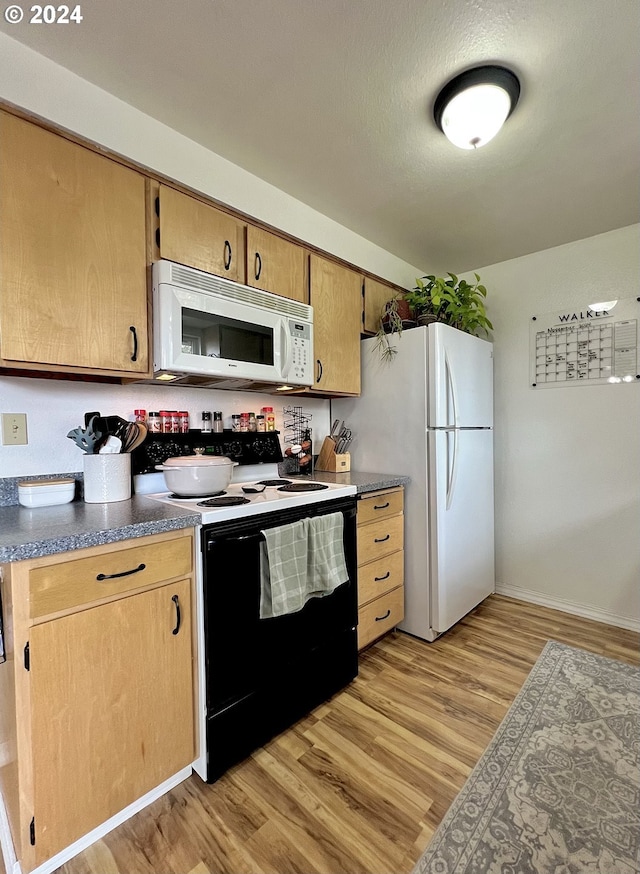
left=56, top=595, right=639, bottom=874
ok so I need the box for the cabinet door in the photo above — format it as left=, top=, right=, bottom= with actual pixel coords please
left=29, top=580, right=193, bottom=863
left=309, top=255, right=362, bottom=395
left=0, top=112, right=148, bottom=375
left=363, top=277, right=396, bottom=334
left=158, top=184, right=245, bottom=282
left=246, top=226, right=308, bottom=303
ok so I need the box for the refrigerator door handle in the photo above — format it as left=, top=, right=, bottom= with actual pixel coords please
left=446, top=428, right=458, bottom=510
left=445, top=351, right=457, bottom=427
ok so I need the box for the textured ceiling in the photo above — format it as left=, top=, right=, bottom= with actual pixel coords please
left=2, top=0, right=639, bottom=273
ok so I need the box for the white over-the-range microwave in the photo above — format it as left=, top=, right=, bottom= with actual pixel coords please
left=152, top=260, right=314, bottom=390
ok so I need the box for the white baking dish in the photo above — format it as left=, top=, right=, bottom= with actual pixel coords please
left=155, top=455, right=237, bottom=496
left=18, top=478, right=76, bottom=508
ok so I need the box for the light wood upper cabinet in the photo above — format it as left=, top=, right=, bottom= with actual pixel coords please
left=246, top=226, right=308, bottom=303
left=0, top=112, right=149, bottom=375
left=309, top=255, right=362, bottom=395
left=157, top=184, right=245, bottom=282
left=363, top=277, right=397, bottom=334
left=30, top=579, right=193, bottom=863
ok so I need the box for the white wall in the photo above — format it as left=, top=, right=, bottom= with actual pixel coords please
left=478, top=224, right=640, bottom=630
left=0, top=377, right=329, bottom=478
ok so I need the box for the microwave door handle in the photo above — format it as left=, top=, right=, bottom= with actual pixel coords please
left=280, top=319, right=292, bottom=379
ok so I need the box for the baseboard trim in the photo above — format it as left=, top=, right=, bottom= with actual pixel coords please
left=0, top=787, right=18, bottom=874
left=1, top=766, right=192, bottom=874
left=495, top=584, right=640, bottom=633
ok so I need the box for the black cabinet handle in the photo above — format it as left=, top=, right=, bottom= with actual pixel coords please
left=374, top=502, right=390, bottom=510
left=154, top=195, right=160, bottom=217
left=96, top=562, right=146, bottom=581
left=374, top=571, right=390, bottom=582
left=172, top=594, right=181, bottom=635
left=374, top=534, right=390, bottom=543
left=255, top=252, right=262, bottom=281
left=316, top=359, right=323, bottom=383
left=155, top=227, right=160, bottom=248
left=224, top=240, right=232, bottom=270
left=375, top=609, right=391, bottom=622
left=129, top=325, right=138, bottom=362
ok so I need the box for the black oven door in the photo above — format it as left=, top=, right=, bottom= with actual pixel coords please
left=201, top=496, right=357, bottom=781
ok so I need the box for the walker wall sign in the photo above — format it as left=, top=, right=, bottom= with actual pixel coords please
left=530, top=298, right=639, bottom=388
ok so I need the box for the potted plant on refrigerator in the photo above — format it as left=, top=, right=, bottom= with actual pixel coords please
left=405, top=273, right=493, bottom=336
left=373, top=293, right=414, bottom=361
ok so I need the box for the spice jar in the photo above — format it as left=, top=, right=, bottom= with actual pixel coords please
left=179, top=411, right=190, bottom=433
left=239, top=413, right=249, bottom=432
left=134, top=409, right=146, bottom=424
left=147, top=411, right=161, bottom=433
left=248, top=412, right=257, bottom=432
left=231, top=414, right=242, bottom=432
left=160, top=410, right=172, bottom=433
left=212, top=411, right=223, bottom=433
left=262, top=406, right=276, bottom=431
left=256, top=414, right=266, bottom=432
left=170, top=411, right=181, bottom=433
left=201, top=411, right=212, bottom=433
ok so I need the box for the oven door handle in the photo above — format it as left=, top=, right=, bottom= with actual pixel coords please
left=207, top=531, right=265, bottom=549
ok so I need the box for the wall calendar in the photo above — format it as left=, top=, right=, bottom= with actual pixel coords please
left=530, top=297, right=639, bottom=388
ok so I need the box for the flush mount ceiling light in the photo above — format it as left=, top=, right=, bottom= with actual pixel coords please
left=434, top=65, right=521, bottom=150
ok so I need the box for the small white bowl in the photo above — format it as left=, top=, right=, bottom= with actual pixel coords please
left=18, top=478, right=76, bottom=508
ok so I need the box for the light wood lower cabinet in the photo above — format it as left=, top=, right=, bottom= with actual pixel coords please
left=0, top=528, right=195, bottom=871
left=356, top=487, right=405, bottom=650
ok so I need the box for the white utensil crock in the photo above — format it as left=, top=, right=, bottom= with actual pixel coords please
left=83, top=453, right=131, bottom=503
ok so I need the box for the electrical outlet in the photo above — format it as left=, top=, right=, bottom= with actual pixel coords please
left=1, top=413, right=28, bottom=446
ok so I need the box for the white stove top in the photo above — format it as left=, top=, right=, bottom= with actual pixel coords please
left=144, top=464, right=357, bottom=524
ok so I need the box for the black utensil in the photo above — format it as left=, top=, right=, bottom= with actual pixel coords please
left=84, top=411, right=101, bottom=428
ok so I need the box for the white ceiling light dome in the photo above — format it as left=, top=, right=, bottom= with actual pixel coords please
left=434, top=65, right=521, bottom=150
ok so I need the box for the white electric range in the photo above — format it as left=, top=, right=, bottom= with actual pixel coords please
left=144, top=462, right=357, bottom=522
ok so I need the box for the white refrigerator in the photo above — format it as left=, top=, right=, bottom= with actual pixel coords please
left=333, top=322, right=495, bottom=641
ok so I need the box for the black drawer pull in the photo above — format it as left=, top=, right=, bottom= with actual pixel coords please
left=96, top=563, right=146, bottom=581
left=172, top=594, right=181, bottom=635
left=374, top=534, right=390, bottom=543
left=374, top=502, right=390, bottom=510
left=374, top=571, right=390, bottom=582
left=375, top=609, right=391, bottom=622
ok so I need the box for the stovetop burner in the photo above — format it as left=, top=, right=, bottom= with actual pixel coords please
left=257, top=478, right=292, bottom=486
left=278, top=482, right=329, bottom=492
left=169, top=491, right=226, bottom=500
left=197, top=495, right=251, bottom=507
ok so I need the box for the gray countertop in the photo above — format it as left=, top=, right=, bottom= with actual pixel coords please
left=299, top=470, right=411, bottom=493
left=0, top=497, right=200, bottom=563
left=0, top=471, right=409, bottom=563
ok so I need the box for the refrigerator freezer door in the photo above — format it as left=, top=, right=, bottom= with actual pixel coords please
left=428, top=428, right=494, bottom=635
left=427, top=323, right=494, bottom=428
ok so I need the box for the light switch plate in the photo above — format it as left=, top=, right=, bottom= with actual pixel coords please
left=1, top=413, right=28, bottom=445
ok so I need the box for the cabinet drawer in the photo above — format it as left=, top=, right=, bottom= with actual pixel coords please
left=357, top=515, right=404, bottom=566
left=358, top=586, right=404, bottom=650
left=358, top=551, right=404, bottom=607
left=357, top=488, right=403, bottom=525
left=30, top=533, right=193, bottom=618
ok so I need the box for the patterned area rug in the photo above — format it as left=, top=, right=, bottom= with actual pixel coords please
left=412, top=641, right=640, bottom=874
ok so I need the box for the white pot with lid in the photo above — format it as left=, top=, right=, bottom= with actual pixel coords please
left=156, top=455, right=238, bottom=496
